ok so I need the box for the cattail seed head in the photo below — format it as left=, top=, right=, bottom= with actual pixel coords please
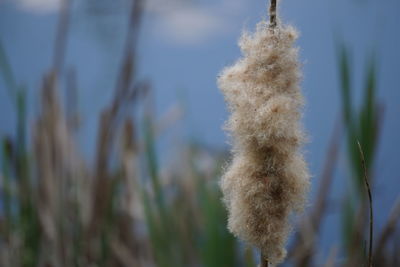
left=219, top=20, right=310, bottom=265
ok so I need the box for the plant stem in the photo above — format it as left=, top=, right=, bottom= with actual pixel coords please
left=262, top=3, right=277, bottom=264
left=374, top=198, right=400, bottom=259
left=53, top=0, right=72, bottom=74
left=260, top=253, right=269, bottom=267
left=269, top=0, right=277, bottom=28
left=357, top=141, right=373, bottom=267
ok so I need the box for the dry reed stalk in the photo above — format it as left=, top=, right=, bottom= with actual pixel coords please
left=357, top=141, right=373, bottom=267
left=32, top=65, right=146, bottom=267
left=53, top=0, right=72, bottom=74
left=219, top=0, right=310, bottom=264
left=89, top=0, right=144, bottom=237
left=34, top=71, right=90, bottom=266
left=374, top=198, right=400, bottom=263
left=32, top=0, right=147, bottom=265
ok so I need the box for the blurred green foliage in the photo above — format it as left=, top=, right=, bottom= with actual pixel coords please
left=0, top=1, right=398, bottom=266
left=338, top=43, right=379, bottom=262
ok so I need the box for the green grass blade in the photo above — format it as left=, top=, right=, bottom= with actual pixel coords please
left=0, top=41, right=18, bottom=104
left=359, top=56, right=377, bottom=171
left=338, top=44, right=353, bottom=128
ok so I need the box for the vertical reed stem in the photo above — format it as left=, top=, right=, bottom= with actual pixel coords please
left=259, top=1, right=277, bottom=266
left=269, top=0, right=277, bottom=28
left=357, top=141, right=373, bottom=267
left=53, top=0, right=72, bottom=74
left=261, top=253, right=269, bottom=267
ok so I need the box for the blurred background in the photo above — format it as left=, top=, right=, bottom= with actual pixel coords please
left=0, top=0, right=399, bottom=266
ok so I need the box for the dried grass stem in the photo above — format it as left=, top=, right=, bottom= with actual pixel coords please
left=357, top=141, right=373, bottom=267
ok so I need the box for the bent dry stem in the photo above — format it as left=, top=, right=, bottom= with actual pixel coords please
left=357, top=141, right=373, bottom=267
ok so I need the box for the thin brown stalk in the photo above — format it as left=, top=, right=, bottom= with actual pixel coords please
left=53, top=0, right=72, bottom=74
left=114, top=0, right=144, bottom=99
left=357, top=141, right=373, bottom=267
left=260, top=253, right=269, bottom=267
left=89, top=0, right=145, bottom=243
left=269, top=0, right=277, bottom=28
left=65, top=68, right=80, bottom=131
left=257, top=2, right=278, bottom=264
left=374, top=198, right=400, bottom=260
left=93, top=0, right=144, bottom=177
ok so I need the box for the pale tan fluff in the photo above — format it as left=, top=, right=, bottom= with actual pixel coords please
left=218, top=20, right=310, bottom=265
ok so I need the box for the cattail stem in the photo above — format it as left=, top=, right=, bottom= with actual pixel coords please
left=260, top=2, right=277, bottom=264
left=260, top=2, right=277, bottom=265
left=261, top=253, right=269, bottom=267
left=269, top=0, right=277, bottom=28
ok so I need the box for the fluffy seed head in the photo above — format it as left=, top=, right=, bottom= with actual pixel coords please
left=218, top=21, right=310, bottom=265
